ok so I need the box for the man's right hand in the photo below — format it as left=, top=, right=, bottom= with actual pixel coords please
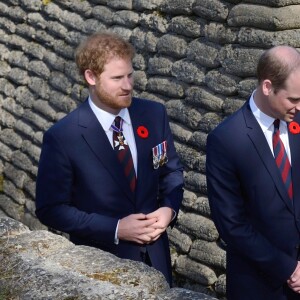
left=117, top=213, right=158, bottom=244
left=287, top=261, right=300, bottom=293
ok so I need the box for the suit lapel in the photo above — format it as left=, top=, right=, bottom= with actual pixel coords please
left=77, top=100, right=134, bottom=202
left=128, top=100, right=151, bottom=197
left=242, top=103, right=294, bottom=213
left=289, top=114, right=300, bottom=217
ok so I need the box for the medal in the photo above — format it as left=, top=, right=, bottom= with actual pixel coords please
left=114, top=134, right=128, bottom=150
left=161, top=141, right=168, bottom=164
left=152, top=140, right=168, bottom=169
left=152, top=145, right=159, bottom=169
left=111, top=118, right=128, bottom=151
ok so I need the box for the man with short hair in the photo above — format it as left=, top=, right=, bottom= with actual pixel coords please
left=35, top=32, right=184, bottom=286
left=206, top=45, right=300, bottom=299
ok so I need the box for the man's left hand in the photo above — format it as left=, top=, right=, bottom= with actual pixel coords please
left=146, top=207, right=173, bottom=241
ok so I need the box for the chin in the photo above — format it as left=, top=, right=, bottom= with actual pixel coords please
left=120, top=98, right=132, bottom=108
left=286, top=117, right=294, bottom=123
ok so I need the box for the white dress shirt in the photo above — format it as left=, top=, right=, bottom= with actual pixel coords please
left=88, top=97, right=138, bottom=244
left=250, top=91, right=291, bottom=164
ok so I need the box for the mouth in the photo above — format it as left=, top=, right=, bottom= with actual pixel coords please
left=287, top=115, right=296, bottom=122
left=118, top=92, right=132, bottom=98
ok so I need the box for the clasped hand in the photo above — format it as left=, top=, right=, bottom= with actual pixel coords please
left=117, top=207, right=173, bottom=244
left=288, top=261, right=300, bottom=293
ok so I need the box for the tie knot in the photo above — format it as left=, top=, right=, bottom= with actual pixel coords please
left=114, top=116, right=122, bottom=129
left=274, top=119, right=280, bottom=131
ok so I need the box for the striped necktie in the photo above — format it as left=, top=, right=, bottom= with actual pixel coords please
left=112, top=116, right=136, bottom=192
left=272, top=119, right=293, bottom=200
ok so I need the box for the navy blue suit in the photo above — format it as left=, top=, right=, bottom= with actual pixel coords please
left=206, top=101, right=300, bottom=299
left=35, top=97, right=184, bottom=285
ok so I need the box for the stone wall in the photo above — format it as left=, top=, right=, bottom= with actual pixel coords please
left=0, top=215, right=217, bottom=300
left=1, top=0, right=300, bottom=299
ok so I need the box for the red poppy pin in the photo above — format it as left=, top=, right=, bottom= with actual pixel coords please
left=289, top=121, right=300, bottom=134
left=137, top=126, right=149, bottom=138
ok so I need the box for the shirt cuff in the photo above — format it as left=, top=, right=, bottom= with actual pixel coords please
left=114, top=219, right=120, bottom=245
left=171, top=209, right=176, bottom=221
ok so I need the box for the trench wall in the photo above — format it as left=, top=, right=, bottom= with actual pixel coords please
left=1, top=0, right=300, bottom=298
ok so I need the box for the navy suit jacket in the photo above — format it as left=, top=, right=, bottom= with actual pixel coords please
left=206, top=101, right=300, bottom=299
left=35, top=97, right=184, bottom=285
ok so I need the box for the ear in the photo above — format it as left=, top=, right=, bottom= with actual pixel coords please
left=84, top=69, right=96, bottom=86
left=262, top=79, right=273, bottom=96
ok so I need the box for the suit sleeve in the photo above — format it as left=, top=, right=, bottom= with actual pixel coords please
left=35, top=129, right=118, bottom=245
left=206, top=131, right=296, bottom=286
left=157, top=105, right=184, bottom=224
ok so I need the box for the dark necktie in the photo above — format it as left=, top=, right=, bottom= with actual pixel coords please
left=273, top=119, right=293, bottom=200
left=112, top=116, right=136, bottom=192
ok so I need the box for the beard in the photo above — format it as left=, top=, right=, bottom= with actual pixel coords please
left=93, top=84, right=132, bottom=111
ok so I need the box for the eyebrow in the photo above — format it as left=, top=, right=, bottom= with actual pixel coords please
left=111, top=71, right=133, bottom=78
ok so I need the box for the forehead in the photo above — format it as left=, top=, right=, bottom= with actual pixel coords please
left=276, top=70, right=300, bottom=101
left=102, top=57, right=133, bottom=72
left=284, top=68, right=300, bottom=89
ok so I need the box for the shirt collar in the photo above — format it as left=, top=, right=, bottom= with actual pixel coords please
left=250, top=90, right=277, bottom=133
left=88, top=97, right=131, bottom=132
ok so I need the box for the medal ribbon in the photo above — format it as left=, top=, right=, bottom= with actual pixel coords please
left=162, top=141, right=167, bottom=153
left=111, top=117, right=124, bottom=134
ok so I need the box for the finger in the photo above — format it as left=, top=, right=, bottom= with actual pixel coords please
left=289, top=281, right=300, bottom=289
left=148, top=228, right=164, bottom=239
left=151, top=233, right=162, bottom=242
left=122, top=218, right=156, bottom=230
left=146, top=212, right=157, bottom=219
left=137, top=234, right=153, bottom=243
left=132, top=238, right=144, bottom=244
left=138, top=227, right=157, bottom=236
left=145, top=216, right=158, bottom=222
left=147, top=218, right=169, bottom=228
left=147, top=223, right=166, bottom=230
left=132, top=213, right=147, bottom=220
left=291, top=274, right=300, bottom=283
left=139, top=218, right=158, bottom=227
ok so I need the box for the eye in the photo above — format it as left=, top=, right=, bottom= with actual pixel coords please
left=289, top=98, right=300, bottom=103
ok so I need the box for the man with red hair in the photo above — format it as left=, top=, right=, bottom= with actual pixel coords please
left=36, top=32, right=184, bottom=286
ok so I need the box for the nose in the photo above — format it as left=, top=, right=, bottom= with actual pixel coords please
left=295, top=101, right=300, bottom=111
left=122, top=76, right=133, bottom=90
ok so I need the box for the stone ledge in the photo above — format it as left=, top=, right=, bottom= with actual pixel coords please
left=0, top=216, right=217, bottom=300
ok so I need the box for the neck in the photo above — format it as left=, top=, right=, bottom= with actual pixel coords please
left=253, top=88, right=271, bottom=117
